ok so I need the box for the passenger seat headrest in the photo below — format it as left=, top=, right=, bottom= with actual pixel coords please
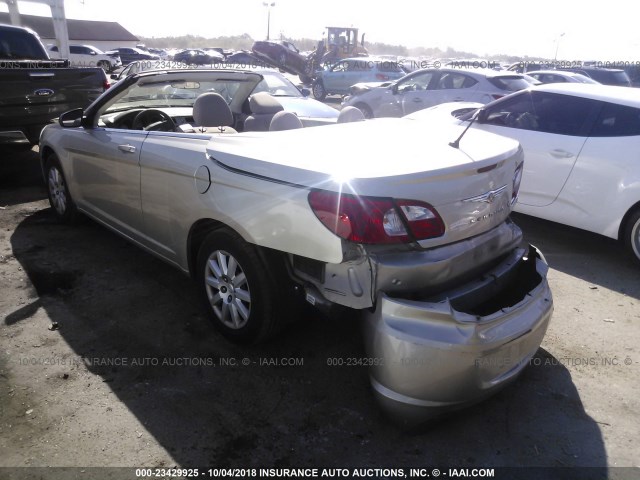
left=249, top=92, right=284, bottom=115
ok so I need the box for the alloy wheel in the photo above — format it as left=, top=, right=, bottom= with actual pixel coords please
left=48, top=166, right=67, bottom=216
left=204, top=250, right=251, bottom=329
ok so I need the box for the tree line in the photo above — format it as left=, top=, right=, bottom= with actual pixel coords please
left=138, top=34, right=546, bottom=63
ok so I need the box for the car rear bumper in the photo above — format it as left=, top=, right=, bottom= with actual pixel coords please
left=363, top=244, right=553, bottom=424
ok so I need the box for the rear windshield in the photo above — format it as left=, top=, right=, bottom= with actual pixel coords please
left=347, top=60, right=403, bottom=73
left=0, top=29, right=48, bottom=60
left=607, top=71, right=631, bottom=85
left=488, top=75, right=531, bottom=92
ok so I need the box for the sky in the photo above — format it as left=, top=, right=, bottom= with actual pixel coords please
left=3, top=0, right=640, bottom=60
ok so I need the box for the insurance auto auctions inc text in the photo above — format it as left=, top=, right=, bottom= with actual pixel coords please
left=220, top=467, right=495, bottom=478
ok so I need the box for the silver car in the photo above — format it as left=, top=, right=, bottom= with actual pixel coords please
left=343, top=67, right=531, bottom=118
left=39, top=69, right=552, bottom=424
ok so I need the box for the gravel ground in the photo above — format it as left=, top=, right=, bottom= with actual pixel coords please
left=0, top=147, right=638, bottom=479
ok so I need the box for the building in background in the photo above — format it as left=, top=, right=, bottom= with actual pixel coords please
left=0, top=12, right=138, bottom=52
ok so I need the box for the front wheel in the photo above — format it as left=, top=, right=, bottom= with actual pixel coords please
left=97, top=60, right=110, bottom=72
left=196, top=229, right=287, bottom=343
left=45, top=154, right=78, bottom=224
left=312, top=81, right=327, bottom=101
left=354, top=102, right=374, bottom=119
left=624, top=208, right=640, bottom=265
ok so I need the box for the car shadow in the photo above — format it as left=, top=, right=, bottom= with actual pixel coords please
left=0, top=146, right=47, bottom=206
left=8, top=209, right=608, bottom=474
left=512, top=212, right=640, bottom=300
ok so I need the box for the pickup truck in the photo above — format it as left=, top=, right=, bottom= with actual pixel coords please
left=0, top=23, right=109, bottom=148
left=38, top=68, right=553, bottom=423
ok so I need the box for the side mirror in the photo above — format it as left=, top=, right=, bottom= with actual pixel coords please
left=475, top=108, right=487, bottom=123
left=391, top=84, right=399, bottom=94
left=110, top=73, right=119, bottom=80
left=300, top=87, right=311, bottom=97
left=59, top=108, right=84, bottom=128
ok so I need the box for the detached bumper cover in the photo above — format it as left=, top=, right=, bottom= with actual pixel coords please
left=363, top=245, right=553, bottom=421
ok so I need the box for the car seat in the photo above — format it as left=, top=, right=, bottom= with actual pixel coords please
left=337, top=106, right=365, bottom=123
left=269, top=111, right=303, bottom=131
left=244, top=92, right=284, bottom=131
left=192, top=92, right=237, bottom=133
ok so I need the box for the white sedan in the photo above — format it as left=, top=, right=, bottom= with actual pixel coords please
left=526, top=70, right=600, bottom=84
left=407, top=83, right=640, bottom=263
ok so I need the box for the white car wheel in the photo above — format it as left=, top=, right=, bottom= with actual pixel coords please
left=624, top=209, right=640, bottom=264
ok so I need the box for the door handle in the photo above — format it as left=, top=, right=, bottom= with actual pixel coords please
left=549, top=149, right=574, bottom=159
left=412, top=98, right=423, bottom=103
left=118, top=144, right=136, bottom=153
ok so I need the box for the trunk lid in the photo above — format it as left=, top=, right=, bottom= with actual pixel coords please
left=207, top=118, right=522, bottom=248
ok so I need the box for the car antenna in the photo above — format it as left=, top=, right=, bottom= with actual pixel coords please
left=449, top=108, right=483, bottom=149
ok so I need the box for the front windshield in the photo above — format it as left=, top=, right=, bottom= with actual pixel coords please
left=105, top=79, right=244, bottom=112
left=252, top=72, right=301, bottom=97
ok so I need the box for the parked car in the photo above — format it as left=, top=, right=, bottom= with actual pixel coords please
left=506, top=61, right=553, bottom=73
left=406, top=83, right=640, bottom=264
left=527, top=70, right=600, bottom=84
left=224, top=51, right=262, bottom=65
left=173, top=49, right=224, bottom=65
left=204, top=47, right=233, bottom=59
left=48, top=44, right=121, bottom=72
left=105, top=47, right=160, bottom=65
left=242, top=67, right=339, bottom=127
left=251, top=40, right=309, bottom=79
left=558, top=67, right=631, bottom=87
left=342, top=67, right=531, bottom=118
left=147, top=47, right=168, bottom=59
left=0, top=24, right=109, bottom=148
left=311, top=57, right=405, bottom=100
left=38, top=68, right=552, bottom=423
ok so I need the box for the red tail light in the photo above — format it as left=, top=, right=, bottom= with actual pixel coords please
left=375, top=73, right=389, bottom=81
left=308, top=190, right=444, bottom=244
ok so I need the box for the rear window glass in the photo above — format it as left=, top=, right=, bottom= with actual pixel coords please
left=488, top=76, right=531, bottom=92
left=0, top=29, right=48, bottom=60
left=591, top=102, right=640, bottom=137
left=378, top=61, right=404, bottom=73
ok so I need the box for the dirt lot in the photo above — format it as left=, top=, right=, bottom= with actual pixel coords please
left=1, top=147, right=638, bottom=479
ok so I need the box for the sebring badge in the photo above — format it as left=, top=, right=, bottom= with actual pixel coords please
left=462, top=185, right=507, bottom=204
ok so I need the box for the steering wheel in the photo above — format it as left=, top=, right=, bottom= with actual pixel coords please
left=132, top=109, right=177, bottom=132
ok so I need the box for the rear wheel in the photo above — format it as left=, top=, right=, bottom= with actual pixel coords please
left=278, top=52, right=286, bottom=66
left=312, top=81, right=327, bottom=101
left=196, top=228, right=290, bottom=343
left=624, top=208, right=640, bottom=264
left=97, top=60, right=109, bottom=72
left=45, top=154, right=78, bottom=224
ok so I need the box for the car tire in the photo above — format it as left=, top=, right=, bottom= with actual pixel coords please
left=196, top=228, right=290, bottom=344
left=97, top=60, right=109, bottom=72
left=623, top=208, right=640, bottom=264
left=355, top=102, right=374, bottom=119
left=278, top=52, right=286, bottom=66
left=312, top=81, right=327, bottom=101
left=45, top=154, right=79, bottom=224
